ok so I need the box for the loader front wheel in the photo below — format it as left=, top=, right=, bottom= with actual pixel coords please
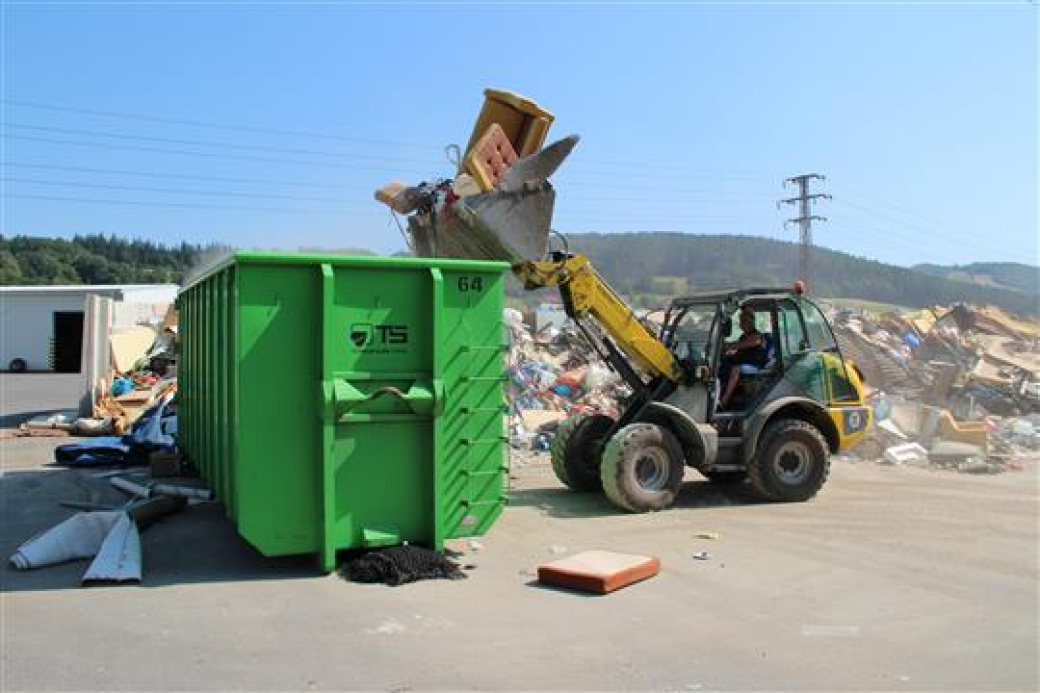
left=601, top=423, right=685, bottom=513
left=748, top=418, right=830, bottom=502
left=550, top=414, right=614, bottom=492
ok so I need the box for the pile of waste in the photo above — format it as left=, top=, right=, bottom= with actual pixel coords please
left=504, top=308, right=629, bottom=451
left=831, top=301, right=1040, bottom=473
left=14, top=303, right=179, bottom=439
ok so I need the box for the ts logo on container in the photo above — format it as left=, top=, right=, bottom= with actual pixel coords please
left=349, top=323, right=408, bottom=350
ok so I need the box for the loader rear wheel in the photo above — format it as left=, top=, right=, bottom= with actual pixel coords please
left=748, top=418, right=830, bottom=502
left=550, top=414, right=614, bottom=492
left=601, top=423, right=685, bottom=512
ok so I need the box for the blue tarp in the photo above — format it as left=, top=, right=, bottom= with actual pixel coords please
left=54, top=396, right=177, bottom=468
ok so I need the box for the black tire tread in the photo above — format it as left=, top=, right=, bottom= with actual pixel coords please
left=601, top=423, right=685, bottom=513
left=550, top=417, right=582, bottom=489
left=747, top=418, right=830, bottom=502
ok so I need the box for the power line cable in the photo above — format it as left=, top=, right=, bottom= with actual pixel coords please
left=1, top=98, right=442, bottom=149
left=831, top=181, right=977, bottom=233
left=562, top=179, right=776, bottom=195
left=2, top=177, right=369, bottom=204
left=4, top=124, right=781, bottom=187
left=3, top=137, right=782, bottom=197
left=573, top=157, right=776, bottom=178
left=3, top=162, right=364, bottom=189
left=822, top=221, right=977, bottom=265
left=3, top=122, right=444, bottom=166
left=2, top=163, right=774, bottom=205
left=830, top=198, right=998, bottom=257
left=554, top=210, right=769, bottom=223
left=2, top=133, right=441, bottom=174
left=4, top=192, right=379, bottom=215
left=2, top=99, right=787, bottom=179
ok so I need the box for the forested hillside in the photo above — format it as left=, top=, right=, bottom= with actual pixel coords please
left=3, top=233, right=1036, bottom=317
left=1, top=235, right=197, bottom=285
left=567, top=233, right=1039, bottom=316
left=912, top=261, right=1039, bottom=295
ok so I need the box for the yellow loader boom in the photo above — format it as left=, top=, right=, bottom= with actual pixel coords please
left=515, top=253, right=681, bottom=385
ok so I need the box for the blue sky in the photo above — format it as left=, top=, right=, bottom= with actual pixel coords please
left=2, top=1, right=1037, bottom=268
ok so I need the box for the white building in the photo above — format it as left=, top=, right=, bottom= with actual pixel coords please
left=0, top=284, right=178, bottom=372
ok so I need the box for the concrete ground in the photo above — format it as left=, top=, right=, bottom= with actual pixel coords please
left=0, top=373, right=84, bottom=429
left=1, top=375, right=1038, bottom=691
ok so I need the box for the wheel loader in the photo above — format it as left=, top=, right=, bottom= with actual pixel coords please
left=389, top=104, right=871, bottom=512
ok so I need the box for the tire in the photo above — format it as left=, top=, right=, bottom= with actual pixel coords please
left=747, top=419, right=830, bottom=502
left=601, top=423, right=685, bottom=512
left=702, top=470, right=747, bottom=485
left=8, top=358, right=27, bottom=373
left=550, top=414, right=614, bottom=492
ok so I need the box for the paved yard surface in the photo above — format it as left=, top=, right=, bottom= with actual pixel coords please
left=0, top=374, right=84, bottom=428
left=2, top=428, right=1037, bottom=691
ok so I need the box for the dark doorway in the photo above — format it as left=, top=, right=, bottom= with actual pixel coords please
left=52, top=311, right=84, bottom=373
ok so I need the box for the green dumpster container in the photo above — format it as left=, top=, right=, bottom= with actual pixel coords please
left=178, top=252, right=509, bottom=571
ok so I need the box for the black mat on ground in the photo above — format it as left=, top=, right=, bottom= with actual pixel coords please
left=338, top=545, right=467, bottom=586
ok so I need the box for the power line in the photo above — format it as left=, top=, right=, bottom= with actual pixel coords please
left=2, top=177, right=370, bottom=204
left=823, top=223, right=975, bottom=266
left=830, top=198, right=999, bottom=256
left=2, top=133, right=440, bottom=174
left=2, top=99, right=784, bottom=179
left=1, top=98, right=442, bottom=149
left=2, top=163, right=774, bottom=206
left=3, top=122, right=444, bottom=166
left=3, top=134, right=782, bottom=195
left=567, top=162, right=775, bottom=180
left=563, top=179, right=776, bottom=195
left=4, top=192, right=380, bottom=215
left=4, top=128, right=779, bottom=188
left=3, top=162, right=364, bottom=189
left=830, top=181, right=970, bottom=235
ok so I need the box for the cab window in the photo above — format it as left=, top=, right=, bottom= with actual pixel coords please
left=778, top=301, right=807, bottom=359
left=800, top=300, right=838, bottom=351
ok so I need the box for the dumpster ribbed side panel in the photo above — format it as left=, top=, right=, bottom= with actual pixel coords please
left=435, top=269, right=508, bottom=543
left=179, top=267, right=238, bottom=514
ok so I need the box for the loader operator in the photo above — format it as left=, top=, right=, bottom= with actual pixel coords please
left=719, top=308, right=768, bottom=409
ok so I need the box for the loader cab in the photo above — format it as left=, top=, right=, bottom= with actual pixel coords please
left=661, top=289, right=861, bottom=419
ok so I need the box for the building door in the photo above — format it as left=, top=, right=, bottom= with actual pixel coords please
left=52, top=311, right=84, bottom=373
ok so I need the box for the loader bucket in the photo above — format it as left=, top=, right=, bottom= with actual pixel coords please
left=408, top=135, right=580, bottom=263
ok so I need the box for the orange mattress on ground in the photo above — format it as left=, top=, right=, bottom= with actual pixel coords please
left=537, top=550, right=660, bottom=594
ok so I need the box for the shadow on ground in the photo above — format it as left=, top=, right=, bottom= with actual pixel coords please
left=1, top=467, right=318, bottom=593
left=508, top=475, right=766, bottom=519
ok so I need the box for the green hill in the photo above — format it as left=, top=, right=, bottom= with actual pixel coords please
left=565, top=233, right=1039, bottom=317
left=911, top=261, right=1039, bottom=295
left=1, top=235, right=196, bottom=285
left=3, top=233, right=1037, bottom=317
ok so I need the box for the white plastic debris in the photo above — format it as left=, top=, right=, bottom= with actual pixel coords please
left=882, top=442, right=929, bottom=466
left=82, top=512, right=142, bottom=584
left=9, top=511, right=122, bottom=570
left=110, top=477, right=151, bottom=498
